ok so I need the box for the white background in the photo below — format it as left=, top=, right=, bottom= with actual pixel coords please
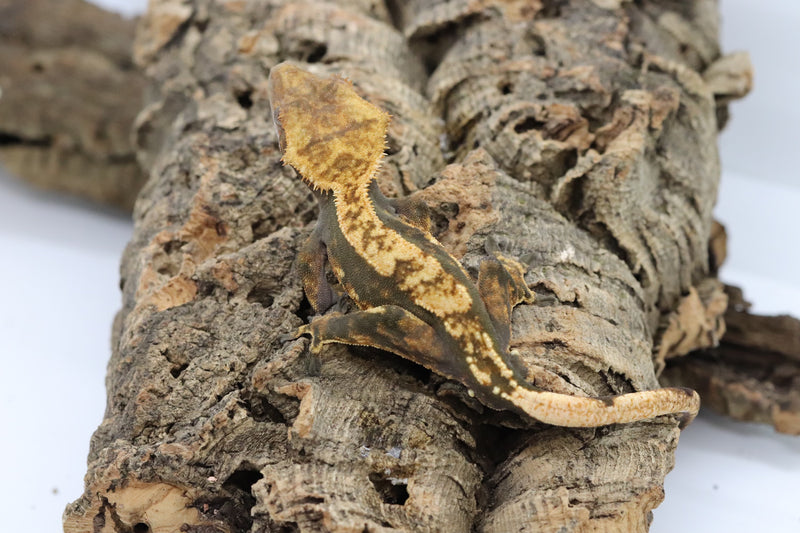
left=0, top=1, right=797, bottom=531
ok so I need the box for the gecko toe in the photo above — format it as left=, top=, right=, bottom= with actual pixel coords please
left=279, top=332, right=299, bottom=343
left=279, top=325, right=309, bottom=343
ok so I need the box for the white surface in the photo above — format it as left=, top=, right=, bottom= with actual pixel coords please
left=89, top=0, right=146, bottom=18
left=717, top=0, right=800, bottom=190
left=656, top=411, right=800, bottom=532
left=0, top=1, right=797, bottom=532
left=0, top=175, right=132, bottom=532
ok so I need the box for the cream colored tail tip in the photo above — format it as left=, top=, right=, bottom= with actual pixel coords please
left=507, top=386, right=700, bottom=428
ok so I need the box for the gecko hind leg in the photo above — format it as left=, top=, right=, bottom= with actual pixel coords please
left=475, top=256, right=701, bottom=427
left=477, top=254, right=535, bottom=352
left=297, top=305, right=456, bottom=377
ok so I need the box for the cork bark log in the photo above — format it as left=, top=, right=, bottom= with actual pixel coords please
left=0, top=0, right=146, bottom=210
left=63, top=1, right=752, bottom=532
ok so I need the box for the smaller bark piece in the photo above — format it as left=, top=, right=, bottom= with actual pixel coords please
left=662, top=286, right=800, bottom=435
left=702, top=51, right=753, bottom=104
left=702, top=51, right=753, bottom=129
left=653, top=277, right=728, bottom=370
left=0, top=0, right=146, bottom=210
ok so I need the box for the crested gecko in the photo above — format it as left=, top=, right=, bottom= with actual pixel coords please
left=267, top=62, right=700, bottom=427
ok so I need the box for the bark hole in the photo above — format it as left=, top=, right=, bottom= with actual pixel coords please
left=251, top=217, right=277, bottom=241
left=557, top=148, right=579, bottom=175
left=0, top=132, right=52, bottom=147
left=384, top=0, right=403, bottom=32
left=514, top=116, right=545, bottom=134
left=296, top=294, right=315, bottom=322
left=368, top=472, right=409, bottom=506
left=241, top=392, right=288, bottom=424
left=234, top=89, right=253, bottom=110
left=293, top=41, right=327, bottom=64
left=540, top=1, right=564, bottom=18
left=224, top=468, right=264, bottom=495
left=170, top=363, right=189, bottom=379
left=525, top=32, right=548, bottom=56
left=306, top=44, right=327, bottom=63
left=246, top=284, right=275, bottom=307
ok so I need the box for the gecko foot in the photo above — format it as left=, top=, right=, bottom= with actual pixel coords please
left=295, top=321, right=327, bottom=354
left=278, top=328, right=302, bottom=344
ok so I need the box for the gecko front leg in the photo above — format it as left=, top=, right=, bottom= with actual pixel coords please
left=297, top=225, right=336, bottom=314
left=297, top=305, right=456, bottom=377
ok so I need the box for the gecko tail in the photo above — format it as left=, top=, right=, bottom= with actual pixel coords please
left=504, top=385, right=700, bottom=428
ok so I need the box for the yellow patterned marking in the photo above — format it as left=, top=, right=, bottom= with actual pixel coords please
left=442, top=315, right=517, bottom=384
left=335, top=186, right=473, bottom=316
left=469, top=363, right=493, bottom=386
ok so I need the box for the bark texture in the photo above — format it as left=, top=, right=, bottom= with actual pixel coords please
left=65, top=1, right=742, bottom=531
left=0, top=0, right=146, bottom=210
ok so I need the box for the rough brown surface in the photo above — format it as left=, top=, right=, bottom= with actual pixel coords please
left=663, top=285, right=800, bottom=435
left=0, top=0, right=146, bottom=210
left=64, top=1, right=747, bottom=532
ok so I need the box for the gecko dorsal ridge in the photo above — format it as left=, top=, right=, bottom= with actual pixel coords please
left=267, top=62, right=700, bottom=429
left=267, top=62, right=389, bottom=193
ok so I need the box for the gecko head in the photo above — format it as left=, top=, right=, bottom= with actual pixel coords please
left=267, top=62, right=390, bottom=193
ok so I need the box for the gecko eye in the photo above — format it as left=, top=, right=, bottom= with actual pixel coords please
left=271, top=111, right=287, bottom=153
